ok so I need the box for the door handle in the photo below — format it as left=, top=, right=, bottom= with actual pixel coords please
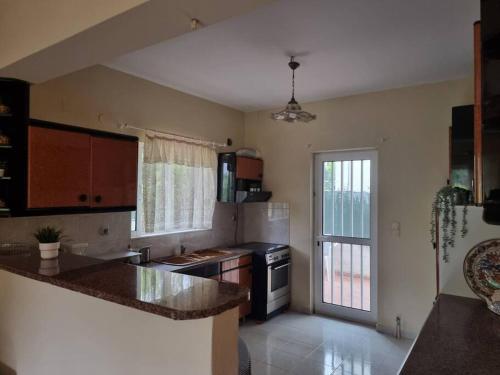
left=78, top=194, right=88, bottom=202
left=272, top=263, right=291, bottom=270
left=94, top=195, right=102, bottom=203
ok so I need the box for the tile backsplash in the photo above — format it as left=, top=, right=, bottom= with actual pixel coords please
left=131, top=202, right=239, bottom=259
left=0, top=202, right=289, bottom=258
left=0, top=212, right=131, bottom=255
left=241, top=202, right=290, bottom=245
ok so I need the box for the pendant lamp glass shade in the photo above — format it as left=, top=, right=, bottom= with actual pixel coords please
left=271, top=56, right=316, bottom=123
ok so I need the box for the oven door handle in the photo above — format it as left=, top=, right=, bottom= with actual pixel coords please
left=271, top=262, right=291, bottom=270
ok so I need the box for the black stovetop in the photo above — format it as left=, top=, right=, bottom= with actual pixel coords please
left=233, top=242, right=288, bottom=254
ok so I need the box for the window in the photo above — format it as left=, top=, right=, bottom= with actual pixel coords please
left=132, top=134, right=217, bottom=236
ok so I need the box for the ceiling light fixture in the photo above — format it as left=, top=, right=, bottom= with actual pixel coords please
left=271, top=56, right=316, bottom=123
left=190, top=18, right=202, bottom=31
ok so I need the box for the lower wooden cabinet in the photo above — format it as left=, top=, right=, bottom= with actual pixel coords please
left=221, top=255, right=252, bottom=319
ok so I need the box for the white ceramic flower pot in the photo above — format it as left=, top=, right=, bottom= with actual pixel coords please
left=39, top=242, right=60, bottom=259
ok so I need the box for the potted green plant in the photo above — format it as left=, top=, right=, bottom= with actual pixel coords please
left=34, top=226, right=63, bottom=259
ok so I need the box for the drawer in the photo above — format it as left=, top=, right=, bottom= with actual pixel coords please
left=221, top=265, right=252, bottom=288
left=221, top=255, right=252, bottom=272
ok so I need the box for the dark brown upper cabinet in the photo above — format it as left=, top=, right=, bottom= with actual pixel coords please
left=481, top=0, right=500, bottom=128
left=217, top=153, right=271, bottom=203
left=449, top=105, right=474, bottom=205
left=0, top=78, right=29, bottom=216
left=475, top=0, right=500, bottom=223
left=474, top=21, right=483, bottom=205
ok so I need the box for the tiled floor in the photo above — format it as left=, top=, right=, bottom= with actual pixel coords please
left=239, top=312, right=413, bottom=375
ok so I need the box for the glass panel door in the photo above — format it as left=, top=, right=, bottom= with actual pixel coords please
left=314, top=150, right=377, bottom=324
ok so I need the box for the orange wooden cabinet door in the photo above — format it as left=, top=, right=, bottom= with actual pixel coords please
left=28, top=126, right=91, bottom=208
left=91, top=136, right=138, bottom=208
left=221, top=255, right=252, bottom=272
left=236, top=156, right=263, bottom=181
left=221, top=263, right=252, bottom=318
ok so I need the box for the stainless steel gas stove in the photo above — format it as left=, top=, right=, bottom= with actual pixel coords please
left=234, top=242, right=290, bottom=321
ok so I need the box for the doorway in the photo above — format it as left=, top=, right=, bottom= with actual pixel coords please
left=313, top=149, right=378, bottom=324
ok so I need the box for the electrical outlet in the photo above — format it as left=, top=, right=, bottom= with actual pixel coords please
left=391, top=221, right=401, bottom=237
left=99, top=225, right=110, bottom=236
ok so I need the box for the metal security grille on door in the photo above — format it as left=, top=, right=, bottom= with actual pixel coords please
left=314, top=150, right=377, bottom=323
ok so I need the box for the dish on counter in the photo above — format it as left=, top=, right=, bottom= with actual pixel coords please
left=463, top=238, right=500, bottom=315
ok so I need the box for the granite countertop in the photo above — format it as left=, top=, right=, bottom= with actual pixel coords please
left=0, top=252, right=248, bottom=320
left=400, top=294, right=500, bottom=374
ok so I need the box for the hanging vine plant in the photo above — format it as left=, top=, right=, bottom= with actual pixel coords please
left=430, top=186, right=469, bottom=262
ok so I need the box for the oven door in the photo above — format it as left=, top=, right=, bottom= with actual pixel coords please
left=267, top=259, right=290, bottom=302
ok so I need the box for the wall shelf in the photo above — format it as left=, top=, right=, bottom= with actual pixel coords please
left=0, top=77, right=29, bottom=216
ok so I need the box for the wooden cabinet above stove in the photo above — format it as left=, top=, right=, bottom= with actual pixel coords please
left=236, top=156, right=263, bottom=181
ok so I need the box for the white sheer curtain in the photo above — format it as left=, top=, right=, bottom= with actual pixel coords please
left=137, top=132, right=217, bottom=234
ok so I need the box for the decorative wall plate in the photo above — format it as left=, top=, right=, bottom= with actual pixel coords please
left=464, top=239, right=500, bottom=315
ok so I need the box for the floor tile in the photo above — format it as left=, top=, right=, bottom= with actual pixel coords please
left=269, top=336, right=318, bottom=358
left=252, top=360, right=288, bottom=375
left=240, top=311, right=412, bottom=375
left=250, top=346, right=303, bottom=372
left=289, top=359, right=335, bottom=375
left=306, top=345, right=347, bottom=369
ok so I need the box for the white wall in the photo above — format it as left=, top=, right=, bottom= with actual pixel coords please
left=31, top=65, right=244, bottom=147
left=0, top=0, right=148, bottom=69
left=244, top=78, right=474, bottom=337
left=439, top=206, right=500, bottom=298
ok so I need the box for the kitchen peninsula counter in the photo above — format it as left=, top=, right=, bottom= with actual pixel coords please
left=0, top=251, right=243, bottom=374
left=0, top=252, right=248, bottom=320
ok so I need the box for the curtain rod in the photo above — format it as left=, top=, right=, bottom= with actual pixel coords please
left=118, top=122, right=228, bottom=148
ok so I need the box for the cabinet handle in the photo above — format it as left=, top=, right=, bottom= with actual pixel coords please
left=78, top=194, right=88, bottom=202
left=94, top=195, right=102, bottom=203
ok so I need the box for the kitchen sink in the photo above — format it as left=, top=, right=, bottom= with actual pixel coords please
left=156, top=249, right=232, bottom=266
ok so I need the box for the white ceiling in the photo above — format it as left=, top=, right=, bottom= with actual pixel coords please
left=106, top=0, right=479, bottom=112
